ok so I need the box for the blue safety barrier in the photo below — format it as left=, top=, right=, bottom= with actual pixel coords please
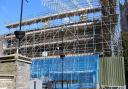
left=31, top=55, right=99, bottom=88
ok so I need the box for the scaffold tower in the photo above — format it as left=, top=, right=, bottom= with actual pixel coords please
left=1, top=0, right=121, bottom=58
left=0, top=0, right=126, bottom=89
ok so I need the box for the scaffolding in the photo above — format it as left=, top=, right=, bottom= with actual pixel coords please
left=31, top=55, right=99, bottom=89
left=1, top=0, right=121, bottom=58
left=0, top=0, right=126, bottom=88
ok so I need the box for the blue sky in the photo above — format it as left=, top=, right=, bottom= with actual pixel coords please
left=0, top=0, right=101, bottom=35
left=0, top=0, right=50, bottom=35
left=0, top=0, right=124, bottom=35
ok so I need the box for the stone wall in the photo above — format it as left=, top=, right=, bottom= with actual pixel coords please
left=0, top=62, right=16, bottom=89
left=16, top=61, right=31, bottom=89
left=0, top=62, right=16, bottom=75
left=0, top=54, right=31, bottom=89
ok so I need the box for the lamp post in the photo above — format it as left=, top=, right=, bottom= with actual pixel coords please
left=59, top=29, right=65, bottom=89
left=14, top=0, right=25, bottom=54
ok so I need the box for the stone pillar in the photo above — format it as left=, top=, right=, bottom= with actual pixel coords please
left=0, top=36, right=4, bottom=56
left=0, top=54, right=31, bottom=89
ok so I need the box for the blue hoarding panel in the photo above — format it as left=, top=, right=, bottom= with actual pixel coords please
left=31, top=55, right=99, bottom=88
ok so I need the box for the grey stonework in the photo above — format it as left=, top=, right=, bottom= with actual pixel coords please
left=0, top=54, right=31, bottom=89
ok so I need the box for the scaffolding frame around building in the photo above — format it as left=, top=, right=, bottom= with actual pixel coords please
left=0, top=0, right=126, bottom=89
left=0, top=0, right=122, bottom=59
